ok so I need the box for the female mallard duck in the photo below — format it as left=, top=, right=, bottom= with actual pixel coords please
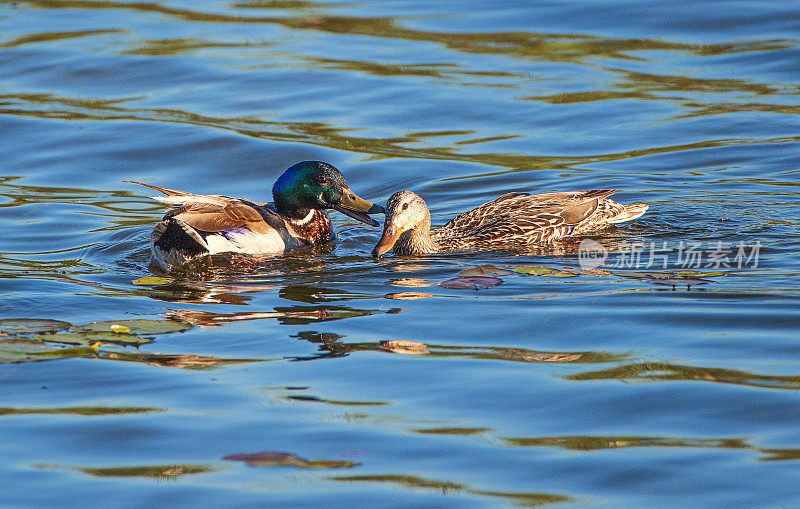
left=126, top=161, right=384, bottom=270
left=372, top=189, right=648, bottom=257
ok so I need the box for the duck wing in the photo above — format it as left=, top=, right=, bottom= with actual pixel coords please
left=437, top=192, right=527, bottom=233
left=435, top=190, right=616, bottom=249
left=125, top=181, right=285, bottom=233
left=166, top=200, right=273, bottom=233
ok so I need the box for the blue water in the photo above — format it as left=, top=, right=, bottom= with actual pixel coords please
left=1, top=0, right=800, bottom=506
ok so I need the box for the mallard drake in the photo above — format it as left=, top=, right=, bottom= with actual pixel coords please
left=372, top=189, right=648, bottom=257
left=126, top=161, right=384, bottom=270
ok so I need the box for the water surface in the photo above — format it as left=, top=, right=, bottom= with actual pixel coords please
left=1, top=0, right=800, bottom=506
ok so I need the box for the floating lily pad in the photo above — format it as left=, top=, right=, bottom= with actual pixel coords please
left=441, top=276, right=502, bottom=290
left=458, top=265, right=513, bottom=277
left=541, top=270, right=580, bottom=278
left=0, top=319, right=71, bottom=335
left=71, top=319, right=190, bottom=335
left=132, top=276, right=174, bottom=286
left=512, top=266, right=559, bottom=275
left=673, top=270, right=725, bottom=277
left=0, top=340, right=62, bottom=362
left=0, top=339, right=97, bottom=363
left=384, top=292, right=433, bottom=300
left=36, top=331, right=153, bottom=346
left=578, top=268, right=614, bottom=277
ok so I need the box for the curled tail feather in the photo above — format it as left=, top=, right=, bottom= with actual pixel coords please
left=123, top=180, right=195, bottom=197
left=607, top=203, right=649, bottom=224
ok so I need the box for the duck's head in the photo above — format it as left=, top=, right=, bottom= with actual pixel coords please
left=372, top=190, right=430, bottom=258
left=272, top=161, right=384, bottom=226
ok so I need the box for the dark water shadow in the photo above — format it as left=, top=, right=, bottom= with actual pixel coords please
left=502, top=434, right=800, bottom=462
left=223, top=451, right=359, bottom=469
left=567, top=362, right=800, bottom=391
left=330, top=473, right=572, bottom=506
left=1, top=29, right=128, bottom=49
left=0, top=406, right=160, bottom=416
left=36, top=463, right=215, bottom=478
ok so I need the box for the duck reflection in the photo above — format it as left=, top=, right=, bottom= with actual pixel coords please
left=146, top=279, right=371, bottom=307
left=101, top=350, right=259, bottom=369
left=567, top=362, right=800, bottom=390
left=166, top=302, right=396, bottom=327
left=148, top=286, right=255, bottom=305
left=279, top=284, right=374, bottom=303
left=289, top=331, right=625, bottom=363
left=147, top=279, right=283, bottom=305
left=330, top=473, right=571, bottom=505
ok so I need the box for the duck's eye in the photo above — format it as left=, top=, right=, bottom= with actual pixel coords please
left=402, top=202, right=409, bottom=210
left=316, top=176, right=328, bottom=186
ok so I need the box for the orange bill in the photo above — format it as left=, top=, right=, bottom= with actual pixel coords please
left=372, top=224, right=401, bottom=258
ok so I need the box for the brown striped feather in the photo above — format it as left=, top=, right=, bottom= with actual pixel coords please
left=382, top=189, right=648, bottom=255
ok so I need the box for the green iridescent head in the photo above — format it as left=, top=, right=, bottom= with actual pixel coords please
left=272, top=161, right=384, bottom=226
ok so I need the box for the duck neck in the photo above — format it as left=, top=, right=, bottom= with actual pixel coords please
left=273, top=170, right=315, bottom=220
left=396, top=216, right=439, bottom=255
left=273, top=191, right=313, bottom=220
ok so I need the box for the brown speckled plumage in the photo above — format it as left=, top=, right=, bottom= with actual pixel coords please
left=286, top=209, right=334, bottom=245
left=373, top=189, right=649, bottom=257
